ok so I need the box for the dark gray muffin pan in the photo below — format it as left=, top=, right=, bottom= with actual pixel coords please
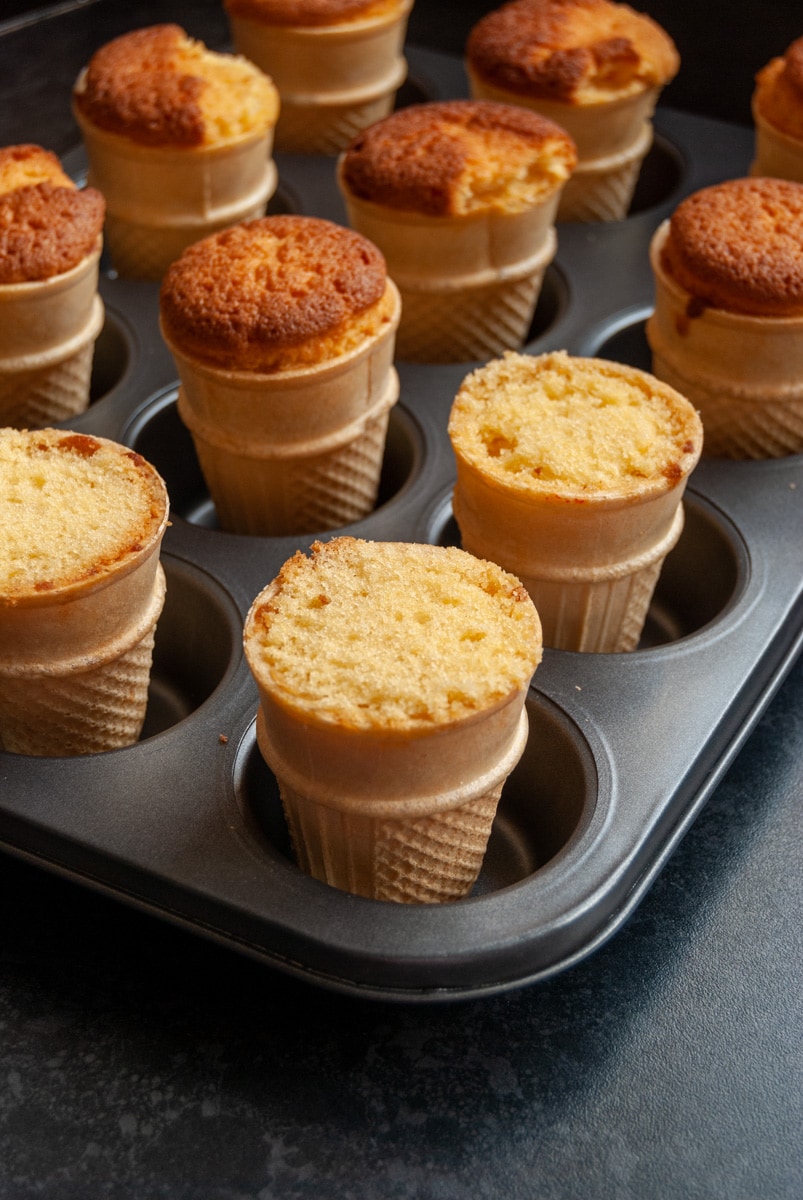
left=2, top=48, right=802, bottom=1002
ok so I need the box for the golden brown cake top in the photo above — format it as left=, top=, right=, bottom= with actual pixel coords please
left=72, top=24, right=279, bottom=148
left=448, top=350, right=702, bottom=498
left=339, top=99, right=577, bottom=216
left=160, top=215, right=394, bottom=372
left=466, top=0, right=679, bottom=105
left=224, top=0, right=401, bottom=28
left=0, top=144, right=105, bottom=285
left=0, top=428, right=169, bottom=604
left=244, top=537, right=542, bottom=731
left=753, top=36, right=803, bottom=142
left=660, top=177, right=803, bottom=317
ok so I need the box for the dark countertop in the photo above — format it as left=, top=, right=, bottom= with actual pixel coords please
left=1, top=3, right=803, bottom=1197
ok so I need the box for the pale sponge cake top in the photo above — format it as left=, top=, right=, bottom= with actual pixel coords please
left=224, top=0, right=402, bottom=28
left=339, top=99, right=577, bottom=216
left=0, top=428, right=168, bottom=604
left=73, top=24, right=279, bottom=148
left=244, top=537, right=542, bottom=732
left=0, top=144, right=105, bottom=284
left=660, top=177, right=803, bottom=317
left=448, top=350, right=702, bottom=499
left=466, top=0, right=679, bottom=105
left=160, top=214, right=395, bottom=373
left=754, top=37, right=803, bottom=141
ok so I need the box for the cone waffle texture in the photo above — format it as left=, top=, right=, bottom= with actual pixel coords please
left=0, top=339, right=95, bottom=429
left=274, top=90, right=398, bottom=155
left=0, top=620, right=157, bottom=757
left=188, top=401, right=392, bottom=536
left=278, top=775, right=504, bottom=904
left=556, top=124, right=652, bottom=222
left=395, top=267, right=546, bottom=364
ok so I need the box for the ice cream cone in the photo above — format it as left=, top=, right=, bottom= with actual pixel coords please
left=0, top=430, right=169, bottom=756
left=162, top=281, right=401, bottom=535
left=340, top=165, right=560, bottom=362
left=448, top=351, right=703, bottom=653
left=227, top=0, right=413, bottom=153
left=467, top=76, right=660, bottom=222
left=0, top=242, right=104, bottom=428
left=647, top=220, right=803, bottom=459
left=243, top=538, right=541, bottom=902
left=751, top=105, right=803, bottom=183
left=74, top=109, right=278, bottom=281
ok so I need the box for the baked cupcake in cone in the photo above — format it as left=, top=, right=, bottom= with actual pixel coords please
left=752, top=36, right=803, bottom=183
left=0, top=144, right=105, bottom=429
left=448, top=350, right=702, bottom=653
left=465, top=0, right=679, bottom=222
left=159, top=214, right=401, bottom=536
left=337, top=99, right=576, bottom=362
left=225, top=0, right=414, bottom=153
left=646, top=177, right=803, bottom=459
left=243, top=537, right=542, bottom=903
left=0, top=428, right=169, bottom=757
left=72, top=24, right=280, bottom=281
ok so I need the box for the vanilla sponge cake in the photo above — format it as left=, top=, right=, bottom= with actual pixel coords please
left=72, top=24, right=279, bottom=148
left=753, top=37, right=803, bottom=144
left=0, top=144, right=104, bottom=284
left=657, top=177, right=803, bottom=317
left=0, top=428, right=168, bottom=604
left=448, top=350, right=702, bottom=500
left=160, top=214, right=396, bottom=373
left=245, top=537, right=542, bottom=732
left=339, top=99, right=577, bottom=216
left=465, top=0, right=679, bottom=108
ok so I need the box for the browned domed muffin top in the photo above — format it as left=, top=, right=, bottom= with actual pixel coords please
left=340, top=99, right=577, bottom=216
left=466, top=0, right=679, bottom=105
left=160, top=215, right=393, bottom=372
left=224, top=0, right=399, bottom=27
left=0, top=144, right=105, bottom=285
left=754, top=36, right=803, bottom=141
left=660, top=177, right=803, bottom=317
left=73, top=24, right=279, bottom=148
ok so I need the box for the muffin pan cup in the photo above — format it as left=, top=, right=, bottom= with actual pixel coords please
left=2, top=49, right=803, bottom=1002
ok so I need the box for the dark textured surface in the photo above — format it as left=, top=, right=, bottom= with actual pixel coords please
left=1, top=2, right=803, bottom=1197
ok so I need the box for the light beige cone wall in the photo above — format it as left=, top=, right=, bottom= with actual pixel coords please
left=751, top=106, right=803, bottom=183
left=251, top=669, right=530, bottom=903
left=162, top=281, right=401, bottom=535
left=74, top=102, right=278, bottom=280
left=452, top=457, right=687, bottom=654
left=467, top=70, right=660, bottom=221
left=647, top=220, right=803, bottom=459
left=229, top=1, right=413, bottom=153
left=0, top=516, right=168, bottom=757
left=0, top=242, right=104, bottom=428
left=339, top=167, right=560, bottom=361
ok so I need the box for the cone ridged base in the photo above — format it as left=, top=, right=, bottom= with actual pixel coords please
left=275, top=92, right=397, bottom=155
left=0, top=339, right=95, bottom=429
left=0, top=622, right=157, bottom=757
left=191, top=406, right=391, bottom=536
left=395, top=269, right=545, bottom=364
left=279, top=777, right=504, bottom=903
left=557, top=124, right=652, bottom=222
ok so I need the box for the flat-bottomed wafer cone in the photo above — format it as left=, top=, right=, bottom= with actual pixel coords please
left=646, top=220, right=803, bottom=459
left=0, top=243, right=104, bottom=428
left=751, top=107, right=803, bottom=183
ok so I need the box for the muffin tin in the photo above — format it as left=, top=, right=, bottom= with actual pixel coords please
left=2, top=47, right=802, bottom=1003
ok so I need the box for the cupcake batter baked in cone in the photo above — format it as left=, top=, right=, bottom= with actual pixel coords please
left=448, top=350, right=702, bottom=653
left=72, top=24, right=280, bottom=281
left=0, top=429, right=169, bottom=757
left=752, top=36, right=803, bottom=183
left=225, top=0, right=414, bottom=153
left=465, top=0, right=679, bottom=222
left=647, top=177, right=803, bottom=459
left=243, top=537, right=542, bottom=903
left=338, top=99, right=576, bottom=362
left=160, top=215, right=400, bottom=535
left=0, top=144, right=105, bottom=429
